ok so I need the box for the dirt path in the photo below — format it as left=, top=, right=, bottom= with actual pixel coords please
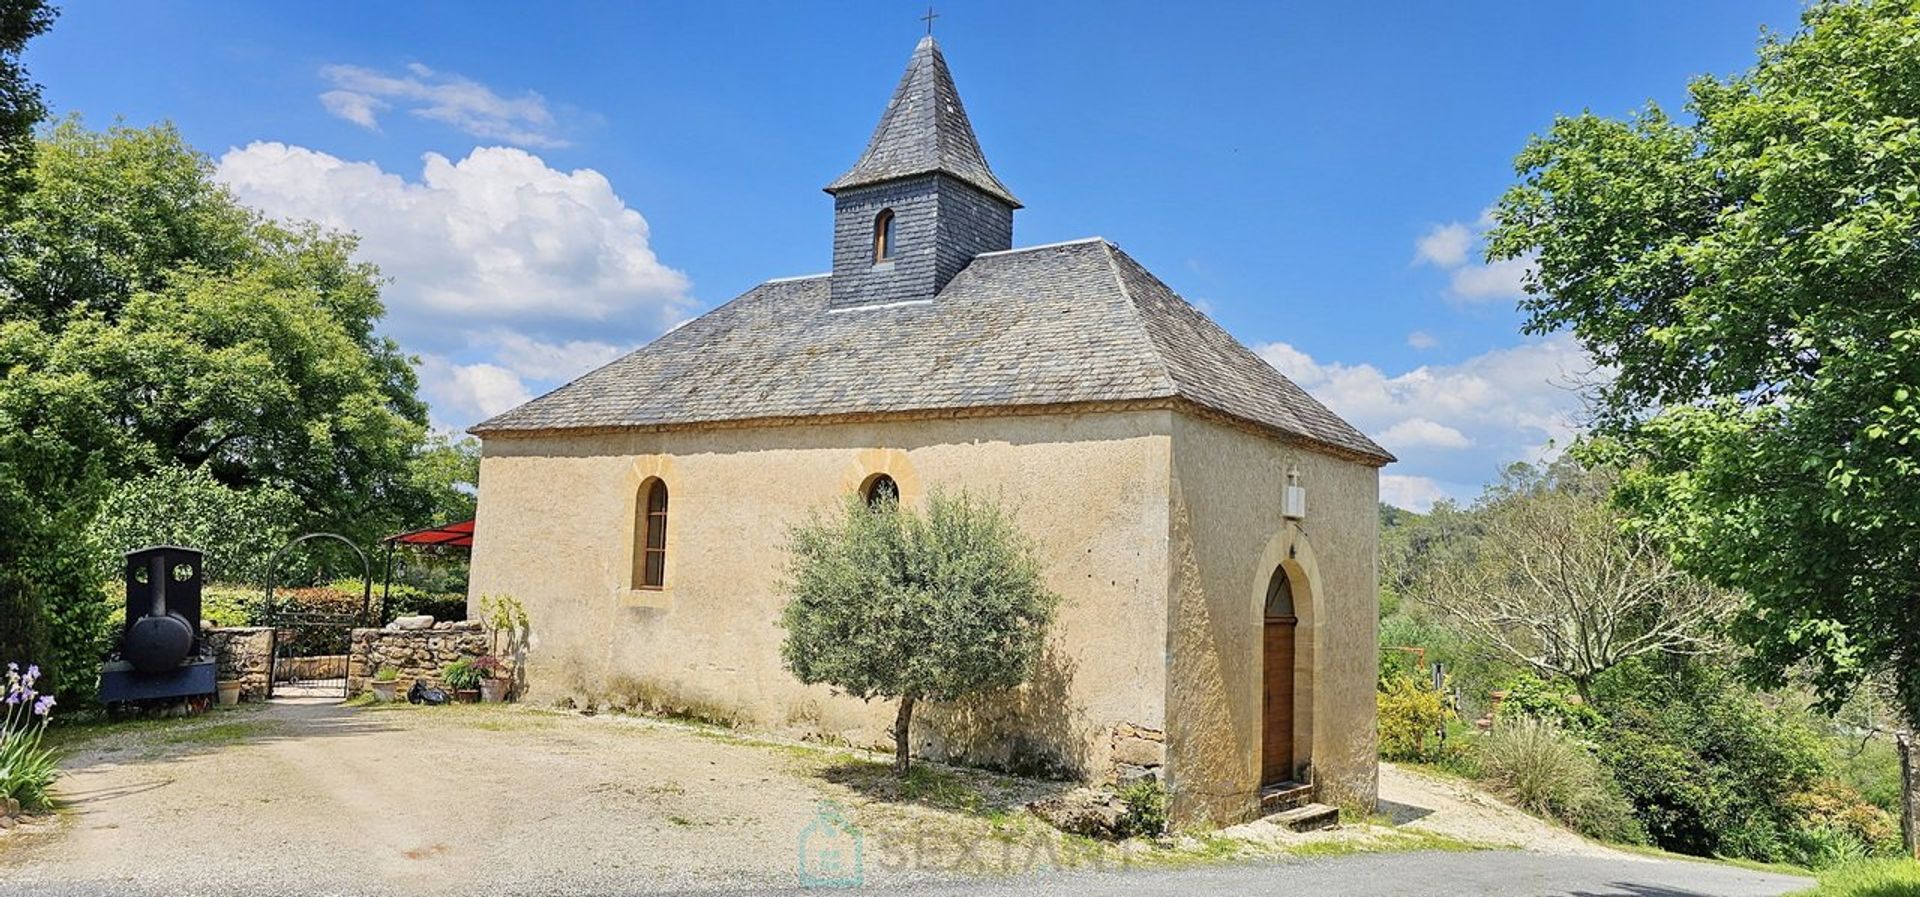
left=3, top=700, right=1070, bottom=895
left=1, top=703, right=1687, bottom=896
left=1376, top=761, right=1618, bottom=856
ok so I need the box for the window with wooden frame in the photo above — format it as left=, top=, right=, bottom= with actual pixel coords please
left=863, top=473, right=900, bottom=508
left=633, top=478, right=669, bottom=590
left=873, top=209, right=896, bottom=262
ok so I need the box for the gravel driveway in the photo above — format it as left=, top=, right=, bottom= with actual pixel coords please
left=0, top=700, right=1813, bottom=897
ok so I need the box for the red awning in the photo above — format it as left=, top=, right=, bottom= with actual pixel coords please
left=384, top=519, right=474, bottom=549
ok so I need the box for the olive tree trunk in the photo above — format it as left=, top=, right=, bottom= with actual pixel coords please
left=892, top=695, right=915, bottom=775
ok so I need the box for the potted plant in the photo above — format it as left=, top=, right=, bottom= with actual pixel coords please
left=442, top=659, right=483, bottom=703
left=216, top=677, right=242, bottom=706
left=475, top=655, right=510, bottom=703
left=369, top=666, right=399, bottom=702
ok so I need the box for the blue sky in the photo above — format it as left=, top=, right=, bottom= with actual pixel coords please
left=28, top=1, right=1803, bottom=509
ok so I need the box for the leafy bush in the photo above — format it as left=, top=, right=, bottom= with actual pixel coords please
left=326, top=579, right=464, bottom=624
left=1115, top=779, right=1170, bottom=839
left=1476, top=719, right=1645, bottom=844
left=89, top=465, right=299, bottom=586
left=1378, top=675, right=1451, bottom=762
left=2, top=662, right=59, bottom=810
left=1593, top=660, right=1833, bottom=863
left=200, top=585, right=262, bottom=627
left=1499, top=674, right=1604, bottom=735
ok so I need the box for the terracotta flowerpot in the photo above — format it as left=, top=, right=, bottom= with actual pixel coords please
left=369, top=680, right=398, bottom=702
left=216, top=679, right=242, bottom=706
left=455, top=688, right=481, bottom=704
left=480, top=679, right=509, bottom=703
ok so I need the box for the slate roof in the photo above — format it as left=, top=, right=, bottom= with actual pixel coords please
left=473, top=238, right=1393, bottom=466
left=824, top=35, right=1020, bottom=207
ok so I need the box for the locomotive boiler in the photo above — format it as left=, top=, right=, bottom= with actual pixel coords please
left=98, top=545, right=217, bottom=704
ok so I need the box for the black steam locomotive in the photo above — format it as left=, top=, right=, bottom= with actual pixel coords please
left=98, top=546, right=217, bottom=704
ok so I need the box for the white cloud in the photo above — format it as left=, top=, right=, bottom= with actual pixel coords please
left=1448, top=255, right=1533, bottom=302
left=417, top=356, right=534, bottom=431
left=215, top=141, right=693, bottom=433
left=319, top=63, right=570, bottom=148
left=1378, top=418, right=1472, bottom=450
left=477, top=330, right=629, bottom=382
left=1257, top=334, right=1604, bottom=506
left=1380, top=475, right=1450, bottom=513
left=1413, top=217, right=1536, bottom=304
left=319, top=90, right=385, bottom=129
left=1413, top=222, right=1471, bottom=268
left=1406, top=330, right=1438, bottom=350
left=216, top=142, right=693, bottom=338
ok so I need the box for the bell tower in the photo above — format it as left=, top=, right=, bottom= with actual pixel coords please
left=826, top=36, right=1019, bottom=309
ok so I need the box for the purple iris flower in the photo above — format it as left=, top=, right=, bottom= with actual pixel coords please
left=32, top=694, right=55, bottom=716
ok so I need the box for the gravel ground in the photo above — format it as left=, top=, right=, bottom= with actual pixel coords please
left=0, top=700, right=1814, bottom=897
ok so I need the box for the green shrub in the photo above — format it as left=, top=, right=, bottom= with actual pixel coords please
left=200, top=585, right=263, bottom=627
left=1476, top=719, right=1645, bottom=844
left=1115, top=778, right=1169, bottom=838
left=1593, top=659, right=1833, bottom=863
left=1499, top=673, right=1605, bottom=735
left=1378, top=675, right=1451, bottom=762
left=88, top=465, right=299, bottom=585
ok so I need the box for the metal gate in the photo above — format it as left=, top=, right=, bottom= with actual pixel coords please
left=265, top=533, right=372, bottom=700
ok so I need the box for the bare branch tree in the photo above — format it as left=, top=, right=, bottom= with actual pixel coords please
left=1412, top=462, right=1732, bottom=702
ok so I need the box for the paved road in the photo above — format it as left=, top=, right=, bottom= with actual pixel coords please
left=2, top=848, right=1812, bottom=897
left=865, top=851, right=1816, bottom=897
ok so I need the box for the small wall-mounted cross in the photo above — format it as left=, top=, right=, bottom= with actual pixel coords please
left=921, top=5, right=939, bottom=35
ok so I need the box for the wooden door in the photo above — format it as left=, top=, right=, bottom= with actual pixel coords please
left=1262, top=615, right=1297, bottom=785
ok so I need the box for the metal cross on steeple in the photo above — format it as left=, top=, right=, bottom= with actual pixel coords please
left=921, top=5, right=939, bottom=35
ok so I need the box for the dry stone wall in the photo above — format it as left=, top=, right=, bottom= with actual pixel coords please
left=347, top=621, right=504, bottom=695
left=204, top=627, right=272, bottom=702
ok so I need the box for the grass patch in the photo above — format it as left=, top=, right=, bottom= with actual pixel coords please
left=819, top=759, right=1000, bottom=816
left=1285, top=827, right=1489, bottom=859
left=160, top=720, right=276, bottom=746
left=41, top=705, right=269, bottom=753
left=1786, top=859, right=1920, bottom=896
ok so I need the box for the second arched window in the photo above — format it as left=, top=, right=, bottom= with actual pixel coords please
left=634, top=479, right=669, bottom=589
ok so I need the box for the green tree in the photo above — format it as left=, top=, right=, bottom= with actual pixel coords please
left=778, top=490, right=1059, bottom=774
left=1487, top=0, right=1920, bottom=732
left=0, top=120, right=439, bottom=698
left=0, top=0, right=52, bottom=213
left=2, top=121, right=431, bottom=541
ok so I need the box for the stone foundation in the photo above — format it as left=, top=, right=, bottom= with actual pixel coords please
left=204, top=627, right=272, bottom=702
left=1110, top=722, right=1166, bottom=784
left=346, top=621, right=509, bottom=696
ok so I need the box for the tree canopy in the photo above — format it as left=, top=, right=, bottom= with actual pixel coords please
left=0, top=118, right=468, bottom=698
left=1488, top=0, right=1920, bottom=725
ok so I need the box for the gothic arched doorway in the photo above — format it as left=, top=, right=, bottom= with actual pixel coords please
left=1262, top=564, right=1300, bottom=786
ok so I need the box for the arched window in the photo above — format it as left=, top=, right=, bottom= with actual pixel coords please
left=1264, top=565, right=1296, bottom=619
left=863, top=474, right=899, bottom=508
left=873, top=209, right=896, bottom=262
left=633, top=479, right=668, bottom=589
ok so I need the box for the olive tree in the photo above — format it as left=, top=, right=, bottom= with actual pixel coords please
left=778, top=489, right=1058, bottom=774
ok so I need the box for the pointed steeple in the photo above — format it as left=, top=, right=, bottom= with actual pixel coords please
left=826, top=35, right=1019, bottom=208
